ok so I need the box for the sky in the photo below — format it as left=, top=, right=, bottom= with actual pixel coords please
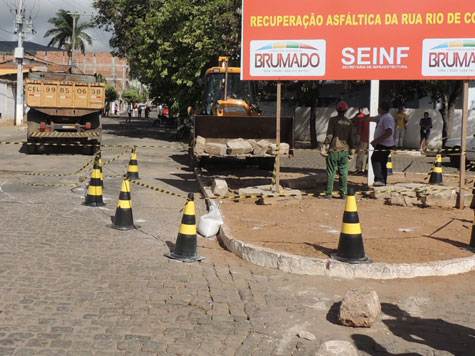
left=0, top=0, right=112, bottom=51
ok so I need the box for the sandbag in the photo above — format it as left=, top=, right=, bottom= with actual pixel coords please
left=198, top=201, right=224, bottom=237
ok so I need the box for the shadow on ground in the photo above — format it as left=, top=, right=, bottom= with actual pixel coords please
left=102, top=117, right=177, bottom=142
left=378, top=303, right=475, bottom=356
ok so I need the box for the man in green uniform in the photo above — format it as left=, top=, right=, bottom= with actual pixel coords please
left=320, top=101, right=355, bottom=199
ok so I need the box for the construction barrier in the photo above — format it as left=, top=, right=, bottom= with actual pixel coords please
left=165, top=193, right=205, bottom=263
left=331, top=187, right=372, bottom=264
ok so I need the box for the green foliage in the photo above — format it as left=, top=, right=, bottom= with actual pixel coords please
left=97, top=74, right=107, bottom=83
left=44, top=9, right=93, bottom=55
left=93, top=0, right=242, bottom=115
left=122, top=89, right=144, bottom=104
left=105, top=84, right=118, bottom=104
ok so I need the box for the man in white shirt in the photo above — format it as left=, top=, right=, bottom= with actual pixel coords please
left=370, top=102, right=395, bottom=186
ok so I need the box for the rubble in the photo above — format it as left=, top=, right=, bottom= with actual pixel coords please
left=338, top=287, right=381, bottom=327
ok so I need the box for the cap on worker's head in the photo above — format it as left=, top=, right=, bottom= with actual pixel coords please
left=336, top=101, right=349, bottom=112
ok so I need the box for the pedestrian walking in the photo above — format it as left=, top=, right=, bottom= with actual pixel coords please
left=320, top=101, right=357, bottom=199
left=114, top=103, right=118, bottom=115
left=369, top=102, right=396, bottom=186
left=126, top=103, right=132, bottom=123
left=353, top=107, right=369, bottom=175
left=395, top=106, right=408, bottom=148
left=419, top=112, right=432, bottom=152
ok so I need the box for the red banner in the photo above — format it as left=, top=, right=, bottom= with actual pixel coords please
left=241, top=0, right=475, bottom=80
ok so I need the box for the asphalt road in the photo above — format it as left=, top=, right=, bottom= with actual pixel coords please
left=0, top=116, right=473, bottom=355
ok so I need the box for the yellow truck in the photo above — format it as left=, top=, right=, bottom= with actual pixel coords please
left=25, top=72, right=105, bottom=154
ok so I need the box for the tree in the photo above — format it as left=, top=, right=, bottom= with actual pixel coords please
left=122, top=89, right=143, bottom=104
left=44, top=9, right=93, bottom=56
left=106, top=84, right=118, bottom=105
left=93, top=0, right=242, bottom=115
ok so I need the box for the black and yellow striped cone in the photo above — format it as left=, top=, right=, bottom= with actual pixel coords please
left=429, top=154, right=443, bottom=185
left=469, top=212, right=475, bottom=251
left=109, top=178, right=138, bottom=230
left=84, top=154, right=105, bottom=207
left=331, top=187, right=372, bottom=264
left=126, top=147, right=139, bottom=179
left=470, top=181, right=475, bottom=210
left=386, top=153, right=393, bottom=175
left=165, top=193, right=205, bottom=262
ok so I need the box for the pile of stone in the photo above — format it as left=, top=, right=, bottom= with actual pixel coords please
left=194, top=136, right=289, bottom=157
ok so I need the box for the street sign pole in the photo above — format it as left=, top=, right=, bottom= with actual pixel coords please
left=275, top=81, right=282, bottom=191
left=457, top=80, right=469, bottom=209
left=368, top=80, right=379, bottom=187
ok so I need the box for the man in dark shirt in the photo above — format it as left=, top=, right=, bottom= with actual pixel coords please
left=419, top=112, right=432, bottom=152
left=320, top=101, right=354, bottom=199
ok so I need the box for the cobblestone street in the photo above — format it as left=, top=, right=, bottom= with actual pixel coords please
left=0, top=118, right=474, bottom=355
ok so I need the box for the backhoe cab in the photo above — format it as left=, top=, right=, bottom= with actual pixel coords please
left=203, top=56, right=261, bottom=117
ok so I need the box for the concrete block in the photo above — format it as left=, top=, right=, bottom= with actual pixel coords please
left=267, top=143, right=289, bottom=155
left=249, top=140, right=266, bottom=156
left=212, top=179, right=228, bottom=197
left=204, top=142, right=227, bottom=156
left=194, top=136, right=206, bottom=155
left=238, top=187, right=264, bottom=197
left=226, top=139, right=253, bottom=155
left=338, top=287, right=381, bottom=327
left=281, top=174, right=326, bottom=189
left=258, top=189, right=302, bottom=205
left=420, top=188, right=457, bottom=207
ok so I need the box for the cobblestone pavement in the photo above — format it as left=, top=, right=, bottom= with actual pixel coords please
left=0, top=118, right=473, bottom=355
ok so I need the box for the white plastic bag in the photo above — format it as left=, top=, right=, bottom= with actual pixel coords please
left=198, top=201, right=224, bottom=238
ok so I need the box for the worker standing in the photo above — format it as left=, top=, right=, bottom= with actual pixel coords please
left=320, top=101, right=357, bottom=199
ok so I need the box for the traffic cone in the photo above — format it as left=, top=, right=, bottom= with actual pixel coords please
left=109, top=178, right=138, bottom=230
left=126, top=146, right=139, bottom=179
left=469, top=181, right=475, bottom=210
left=386, top=152, right=393, bottom=175
left=84, top=154, right=105, bottom=207
left=331, top=187, right=372, bottom=264
left=165, top=193, right=205, bottom=262
left=429, top=154, right=443, bottom=185
left=469, top=211, right=475, bottom=251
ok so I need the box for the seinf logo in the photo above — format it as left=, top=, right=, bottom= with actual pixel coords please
left=250, top=40, right=326, bottom=77
left=422, top=39, right=475, bottom=76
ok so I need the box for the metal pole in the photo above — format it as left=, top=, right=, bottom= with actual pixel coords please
left=275, top=82, right=282, bottom=191
left=368, top=80, right=379, bottom=186
left=71, top=14, right=77, bottom=71
left=456, top=80, right=469, bottom=209
left=15, top=0, right=24, bottom=126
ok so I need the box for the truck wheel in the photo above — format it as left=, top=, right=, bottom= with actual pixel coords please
left=82, top=141, right=96, bottom=155
left=259, top=157, right=276, bottom=170
left=26, top=139, right=37, bottom=154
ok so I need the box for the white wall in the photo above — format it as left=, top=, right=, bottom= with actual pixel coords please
left=294, top=106, right=475, bottom=149
left=0, top=80, right=15, bottom=124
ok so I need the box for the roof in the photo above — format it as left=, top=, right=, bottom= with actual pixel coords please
left=0, top=41, right=65, bottom=54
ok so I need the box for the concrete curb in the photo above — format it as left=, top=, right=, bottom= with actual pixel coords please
left=194, top=165, right=475, bottom=279
left=218, top=223, right=475, bottom=279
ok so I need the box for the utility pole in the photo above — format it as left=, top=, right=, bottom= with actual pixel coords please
left=14, top=0, right=25, bottom=126
left=67, top=11, right=94, bottom=73
left=71, top=12, right=78, bottom=71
